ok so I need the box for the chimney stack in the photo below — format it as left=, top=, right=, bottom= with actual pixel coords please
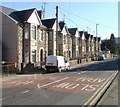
left=37, top=10, right=44, bottom=20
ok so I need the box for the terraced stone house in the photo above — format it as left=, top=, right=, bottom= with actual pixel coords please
left=58, top=21, right=72, bottom=59
left=90, top=35, right=95, bottom=57
left=1, top=5, right=102, bottom=71
left=2, top=7, right=48, bottom=70
left=42, top=18, right=60, bottom=56
left=68, top=28, right=80, bottom=58
left=79, top=31, right=86, bottom=58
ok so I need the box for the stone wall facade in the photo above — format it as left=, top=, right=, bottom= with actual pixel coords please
left=17, top=25, right=23, bottom=70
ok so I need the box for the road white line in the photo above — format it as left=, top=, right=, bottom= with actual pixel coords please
left=15, top=81, right=34, bottom=86
left=40, top=77, right=69, bottom=88
left=49, top=77, right=57, bottom=80
left=37, top=84, right=40, bottom=88
left=20, top=90, right=30, bottom=94
left=78, top=71, right=86, bottom=74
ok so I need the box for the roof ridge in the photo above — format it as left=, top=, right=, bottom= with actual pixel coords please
left=10, top=8, right=36, bottom=22
left=13, top=8, right=36, bottom=13
left=42, top=18, right=56, bottom=21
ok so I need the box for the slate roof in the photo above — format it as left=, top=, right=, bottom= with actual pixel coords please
left=41, top=18, right=56, bottom=28
left=94, top=37, right=97, bottom=41
left=59, top=21, right=71, bottom=35
left=90, top=35, right=93, bottom=39
left=68, top=28, right=77, bottom=36
left=59, top=21, right=65, bottom=31
left=79, top=31, right=84, bottom=37
left=98, top=37, right=101, bottom=42
left=84, top=31, right=88, bottom=35
left=0, top=5, right=16, bottom=15
left=85, top=34, right=90, bottom=39
left=9, top=8, right=35, bottom=23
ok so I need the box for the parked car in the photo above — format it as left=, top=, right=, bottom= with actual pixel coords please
left=98, top=55, right=106, bottom=61
left=45, top=56, right=70, bottom=72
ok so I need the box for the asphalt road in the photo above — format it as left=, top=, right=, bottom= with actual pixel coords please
left=2, top=58, right=119, bottom=106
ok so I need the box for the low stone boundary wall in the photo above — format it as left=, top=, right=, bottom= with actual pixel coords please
left=2, top=62, right=18, bottom=75
left=69, top=58, right=91, bottom=66
left=68, top=60, right=78, bottom=66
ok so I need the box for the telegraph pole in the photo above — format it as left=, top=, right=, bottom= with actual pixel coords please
left=56, top=6, right=58, bottom=55
left=96, top=24, right=99, bottom=60
left=41, top=3, right=46, bottom=18
left=96, top=24, right=99, bottom=38
left=43, top=3, right=46, bottom=18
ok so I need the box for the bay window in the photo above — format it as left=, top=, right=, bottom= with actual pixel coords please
left=31, top=25, right=36, bottom=40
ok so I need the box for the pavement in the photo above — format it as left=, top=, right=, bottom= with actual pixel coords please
left=0, top=58, right=116, bottom=82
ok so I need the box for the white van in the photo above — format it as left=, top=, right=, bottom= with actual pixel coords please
left=45, top=56, right=70, bottom=72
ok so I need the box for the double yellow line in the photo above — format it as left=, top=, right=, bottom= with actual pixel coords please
left=83, top=71, right=119, bottom=106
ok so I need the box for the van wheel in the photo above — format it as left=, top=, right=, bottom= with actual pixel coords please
left=58, top=68, right=62, bottom=73
left=66, top=66, right=70, bottom=70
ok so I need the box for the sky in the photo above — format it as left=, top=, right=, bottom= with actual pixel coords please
left=1, top=1, right=118, bottom=40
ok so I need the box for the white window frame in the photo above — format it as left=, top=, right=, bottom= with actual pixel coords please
left=24, top=26, right=29, bottom=39
left=40, top=30, right=44, bottom=41
left=31, top=49, right=36, bottom=62
left=25, top=51, right=29, bottom=63
left=31, top=25, right=36, bottom=40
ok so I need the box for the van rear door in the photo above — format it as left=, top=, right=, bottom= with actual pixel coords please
left=46, top=56, right=57, bottom=66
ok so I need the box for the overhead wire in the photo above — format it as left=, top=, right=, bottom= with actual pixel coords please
left=46, top=3, right=117, bottom=31
left=59, top=10, right=85, bottom=30
left=59, top=7, right=117, bottom=30
left=46, top=3, right=85, bottom=30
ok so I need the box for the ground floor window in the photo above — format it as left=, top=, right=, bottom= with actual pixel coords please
left=32, top=50, right=36, bottom=62
left=40, top=49, right=44, bottom=62
left=25, top=51, right=29, bottom=63
left=69, top=51, right=71, bottom=58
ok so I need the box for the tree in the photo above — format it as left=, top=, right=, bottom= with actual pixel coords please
left=101, top=39, right=110, bottom=51
left=109, top=34, right=117, bottom=54
left=101, top=34, right=117, bottom=55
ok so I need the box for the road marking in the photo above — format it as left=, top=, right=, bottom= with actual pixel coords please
left=83, top=72, right=115, bottom=106
left=53, top=82, right=80, bottom=89
left=20, top=90, right=30, bottom=94
left=89, top=71, right=119, bottom=105
left=15, top=81, right=34, bottom=86
left=40, top=77, right=69, bottom=88
left=83, top=71, right=118, bottom=106
left=49, top=77, right=57, bottom=80
left=76, top=77, right=106, bottom=83
left=37, top=84, right=40, bottom=88
left=78, top=71, right=86, bottom=75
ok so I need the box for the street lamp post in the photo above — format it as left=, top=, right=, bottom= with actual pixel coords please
left=96, top=24, right=99, bottom=60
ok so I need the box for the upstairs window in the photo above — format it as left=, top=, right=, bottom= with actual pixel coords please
left=40, top=30, right=43, bottom=41
left=31, top=25, right=36, bottom=40
left=24, top=26, right=29, bottom=39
